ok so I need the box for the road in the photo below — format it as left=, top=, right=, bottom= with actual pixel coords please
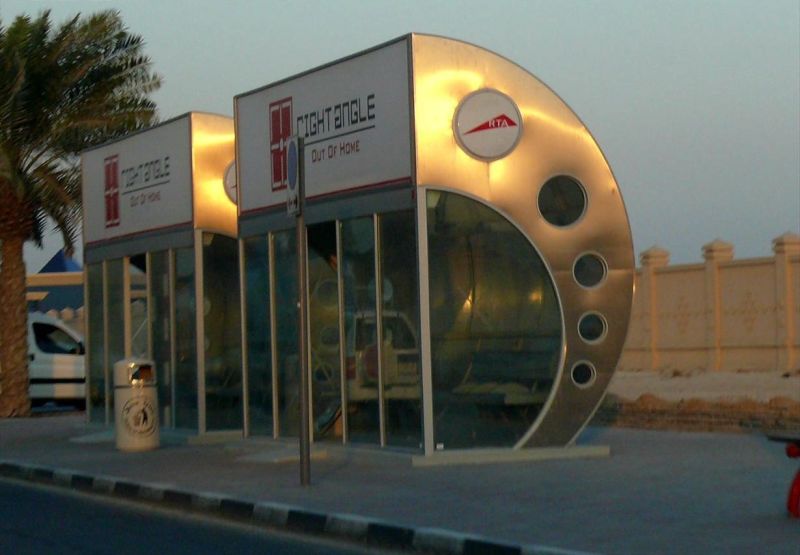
left=0, top=478, right=380, bottom=554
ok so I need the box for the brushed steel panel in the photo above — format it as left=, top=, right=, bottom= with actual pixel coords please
left=190, top=113, right=237, bottom=237
left=411, top=35, right=634, bottom=447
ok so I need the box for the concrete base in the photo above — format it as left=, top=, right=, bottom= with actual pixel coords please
left=68, top=427, right=608, bottom=467
left=411, top=445, right=610, bottom=467
left=237, top=447, right=329, bottom=464
left=69, top=428, right=244, bottom=446
left=185, top=430, right=244, bottom=445
left=70, top=430, right=114, bottom=444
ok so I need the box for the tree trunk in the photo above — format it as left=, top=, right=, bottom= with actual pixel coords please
left=0, top=235, right=31, bottom=417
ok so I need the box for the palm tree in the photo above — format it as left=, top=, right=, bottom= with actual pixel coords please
left=0, top=10, right=160, bottom=416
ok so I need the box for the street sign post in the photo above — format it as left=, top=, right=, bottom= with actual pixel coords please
left=286, top=136, right=310, bottom=486
left=286, top=137, right=301, bottom=216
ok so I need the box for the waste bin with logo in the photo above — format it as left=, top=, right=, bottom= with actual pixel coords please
left=114, top=358, right=159, bottom=451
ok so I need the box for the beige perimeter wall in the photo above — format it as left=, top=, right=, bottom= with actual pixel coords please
left=620, top=233, right=800, bottom=372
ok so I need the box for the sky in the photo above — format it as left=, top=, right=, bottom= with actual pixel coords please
left=2, top=0, right=798, bottom=271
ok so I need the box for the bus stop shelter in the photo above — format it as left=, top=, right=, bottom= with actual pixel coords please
left=81, top=112, right=239, bottom=434
left=234, top=34, right=634, bottom=456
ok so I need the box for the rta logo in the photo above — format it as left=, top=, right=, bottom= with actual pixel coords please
left=104, top=155, right=120, bottom=228
left=269, top=97, right=293, bottom=191
left=465, top=114, right=518, bottom=135
left=453, top=90, right=523, bottom=161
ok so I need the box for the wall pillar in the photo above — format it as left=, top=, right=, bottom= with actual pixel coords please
left=702, top=239, right=733, bottom=371
left=774, top=233, right=800, bottom=372
left=640, top=246, right=670, bottom=369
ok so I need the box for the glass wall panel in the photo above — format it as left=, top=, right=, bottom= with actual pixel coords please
left=307, top=222, right=341, bottom=441
left=174, top=247, right=197, bottom=430
left=149, top=251, right=172, bottom=428
left=379, top=211, right=421, bottom=448
left=341, top=217, right=379, bottom=444
left=202, top=233, right=243, bottom=430
left=244, top=236, right=273, bottom=435
left=87, top=263, right=105, bottom=423
left=427, top=191, right=562, bottom=449
left=105, top=258, right=126, bottom=423
left=274, top=229, right=299, bottom=437
left=129, top=255, right=148, bottom=358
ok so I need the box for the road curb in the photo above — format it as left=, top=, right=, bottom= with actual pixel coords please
left=0, top=459, right=593, bottom=555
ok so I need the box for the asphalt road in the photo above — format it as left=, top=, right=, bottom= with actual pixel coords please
left=0, top=478, right=379, bottom=554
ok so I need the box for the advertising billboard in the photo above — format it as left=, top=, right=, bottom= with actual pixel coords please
left=82, top=116, right=193, bottom=245
left=236, top=38, right=412, bottom=215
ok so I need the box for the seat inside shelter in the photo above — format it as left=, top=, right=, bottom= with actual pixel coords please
left=81, top=112, right=240, bottom=434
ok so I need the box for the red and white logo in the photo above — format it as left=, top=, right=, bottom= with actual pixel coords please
left=269, top=97, right=293, bottom=191
left=104, top=155, right=120, bottom=228
left=465, top=114, right=518, bottom=134
left=453, top=90, right=522, bottom=161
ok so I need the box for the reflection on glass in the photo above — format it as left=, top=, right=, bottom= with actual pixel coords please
left=129, top=254, right=148, bottom=358
left=427, top=191, right=562, bottom=449
left=149, top=251, right=172, bottom=427
left=307, top=222, right=341, bottom=441
left=244, top=236, right=273, bottom=435
left=87, top=263, right=105, bottom=423
left=341, top=217, right=379, bottom=444
left=203, top=233, right=242, bottom=430
left=380, top=211, right=421, bottom=448
left=106, top=258, right=125, bottom=424
left=174, top=247, right=197, bottom=430
left=274, top=229, right=299, bottom=437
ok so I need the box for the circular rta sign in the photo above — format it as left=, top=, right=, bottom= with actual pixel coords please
left=453, top=89, right=522, bottom=161
left=223, top=162, right=237, bottom=204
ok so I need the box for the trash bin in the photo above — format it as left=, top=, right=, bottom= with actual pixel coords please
left=114, top=358, right=159, bottom=452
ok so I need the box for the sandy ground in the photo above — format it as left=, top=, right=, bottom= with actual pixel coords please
left=608, top=369, right=800, bottom=403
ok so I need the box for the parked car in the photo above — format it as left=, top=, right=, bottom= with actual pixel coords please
left=27, top=312, right=86, bottom=408
left=344, top=310, right=420, bottom=402
left=313, top=309, right=420, bottom=435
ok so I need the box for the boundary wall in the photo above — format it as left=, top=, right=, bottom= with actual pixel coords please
left=619, top=233, right=800, bottom=373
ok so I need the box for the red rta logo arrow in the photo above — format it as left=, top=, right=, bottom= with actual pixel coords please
left=465, top=114, right=518, bottom=134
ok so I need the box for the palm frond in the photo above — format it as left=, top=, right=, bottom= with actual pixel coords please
left=0, top=8, right=160, bottom=245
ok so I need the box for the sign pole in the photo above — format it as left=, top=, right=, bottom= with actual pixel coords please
left=287, top=137, right=311, bottom=486
left=297, top=197, right=310, bottom=486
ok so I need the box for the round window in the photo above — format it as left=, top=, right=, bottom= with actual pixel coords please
left=320, top=326, right=339, bottom=348
left=538, top=176, right=586, bottom=226
left=571, top=362, right=596, bottom=388
left=574, top=253, right=607, bottom=288
left=578, top=313, right=607, bottom=343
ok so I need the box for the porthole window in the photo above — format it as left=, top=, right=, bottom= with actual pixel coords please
left=538, top=175, right=586, bottom=226
left=571, top=362, right=596, bottom=388
left=578, top=312, right=607, bottom=343
left=320, top=326, right=339, bottom=348
left=574, top=253, right=607, bottom=288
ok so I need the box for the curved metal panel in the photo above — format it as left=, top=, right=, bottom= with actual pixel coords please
left=191, top=113, right=237, bottom=238
left=411, top=35, right=634, bottom=447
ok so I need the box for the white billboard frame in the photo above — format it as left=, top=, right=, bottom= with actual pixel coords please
left=81, top=114, right=194, bottom=248
left=235, top=36, right=413, bottom=218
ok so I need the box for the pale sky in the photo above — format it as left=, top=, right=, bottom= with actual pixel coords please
left=2, top=0, right=798, bottom=271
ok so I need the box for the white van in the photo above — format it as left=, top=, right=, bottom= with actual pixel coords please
left=27, top=312, right=86, bottom=408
